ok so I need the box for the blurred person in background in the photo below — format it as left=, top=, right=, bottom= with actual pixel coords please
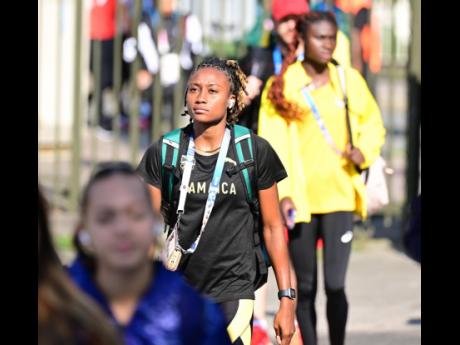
left=334, top=0, right=381, bottom=88
left=89, top=0, right=126, bottom=135
left=122, top=0, right=204, bottom=138
left=38, top=184, right=123, bottom=345
left=403, top=194, right=421, bottom=264
left=239, top=0, right=310, bottom=134
left=68, top=162, right=231, bottom=345
left=348, top=0, right=381, bottom=79
left=258, top=11, right=385, bottom=345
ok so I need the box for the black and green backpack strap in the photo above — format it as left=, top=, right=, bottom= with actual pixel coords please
left=233, top=125, right=270, bottom=280
left=161, top=128, right=182, bottom=223
left=233, top=124, right=255, bottom=204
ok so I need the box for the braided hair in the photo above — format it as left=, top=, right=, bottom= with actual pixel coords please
left=268, top=11, right=338, bottom=122
left=267, top=42, right=303, bottom=122
left=182, top=56, right=248, bottom=124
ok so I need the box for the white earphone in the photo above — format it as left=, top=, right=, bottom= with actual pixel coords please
left=228, top=99, right=235, bottom=109
left=78, top=230, right=92, bottom=247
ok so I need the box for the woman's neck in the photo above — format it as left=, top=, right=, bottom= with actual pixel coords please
left=296, top=40, right=304, bottom=58
left=302, top=59, right=330, bottom=86
left=96, top=262, right=153, bottom=325
left=192, top=120, right=227, bottom=151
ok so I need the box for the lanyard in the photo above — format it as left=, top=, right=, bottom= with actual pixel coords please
left=273, top=46, right=283, bottom=75
left=300, top=85, right=344, bottom=156
left=273, top=46, right=305, bottom=75
left=176, top=128, right=231, bottom=254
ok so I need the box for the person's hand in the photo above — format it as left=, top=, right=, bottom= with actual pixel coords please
left=345, top=144, right=365, bottom=166
left=280, top=197, right=296, bottom=230
left=242, top=75, right=263, bottom=106
left=274, top=298, right=296, bottom=345
left=137, top=69, right=153, bottom=90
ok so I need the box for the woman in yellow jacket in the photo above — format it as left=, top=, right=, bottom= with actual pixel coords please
left=258, top=11, right=385, bottom=345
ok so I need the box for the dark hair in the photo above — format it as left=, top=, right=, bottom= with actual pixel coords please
left=74, top=161, right=153, bottom=272
left=79, top=161, right=151, bottom=216
left=183, top=56, right=248, bottom=124
left=297, top=11, right=337, bottom=42
left=274, top=14, right=304, bottom=56
left=268, top=11, right=338, bottom=121
left=38, top=184, right=123, bottom=345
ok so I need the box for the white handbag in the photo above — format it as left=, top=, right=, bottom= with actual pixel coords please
left=362, top=156, right=392, bottom=216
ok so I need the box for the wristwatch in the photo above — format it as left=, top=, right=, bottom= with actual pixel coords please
left=278, top=288, right=296, bottom=300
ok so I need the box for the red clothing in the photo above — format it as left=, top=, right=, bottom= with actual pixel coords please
left=271, top=0, right=309, bottom=21
left=90, top=0, right=116, bottom=40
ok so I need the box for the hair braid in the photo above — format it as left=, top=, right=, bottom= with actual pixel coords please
left=267, top=44, right=305, bottom=122
left=225, top=59, right=248, bottom=124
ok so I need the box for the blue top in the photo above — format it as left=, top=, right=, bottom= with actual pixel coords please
left=68, top=257, right=231, bottom=345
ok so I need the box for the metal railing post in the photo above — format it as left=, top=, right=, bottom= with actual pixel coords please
left=112, top=0, right=123, bottom=159
left=70, top=0, right=83, bottom=212
left=129, top=0, right=142, bottom=165
left=152, top=64, right=163, bottom=142
left=53, top=0, right=62, bottom=207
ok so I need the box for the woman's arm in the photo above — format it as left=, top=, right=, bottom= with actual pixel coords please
left=147, top=184, right=162, bottom=219
left=259, top=183, right=295, bottom=345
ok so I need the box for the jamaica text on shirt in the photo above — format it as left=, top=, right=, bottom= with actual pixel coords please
left=188, top=181, right=237, bottom=195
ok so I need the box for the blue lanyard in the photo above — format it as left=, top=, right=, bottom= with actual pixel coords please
left=273, top=46, right=283, bottom=75
left=301, top=86, right=343, bottom=156
left=176, top=128, right=231, bottom=254
left=273, top=46, right=305, bottom=75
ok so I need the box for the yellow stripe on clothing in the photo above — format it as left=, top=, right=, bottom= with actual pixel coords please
left=226, top=299, right=254, bottom=344
left=240, top=323, right=252, bottom=345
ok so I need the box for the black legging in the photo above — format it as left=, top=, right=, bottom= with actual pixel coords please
left=288, top=212, right=354, bottom=345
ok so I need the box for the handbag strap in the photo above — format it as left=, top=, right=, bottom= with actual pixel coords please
left=301, top=63, right=366, bottom=175
left=335, top=63, right=367, bottom=175
left=335, top=64, right=354, bottom=149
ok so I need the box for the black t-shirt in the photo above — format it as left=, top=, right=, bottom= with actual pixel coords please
left=137, top=126, right=287, bottom=303
left=238, top=46, right=274, bottom=132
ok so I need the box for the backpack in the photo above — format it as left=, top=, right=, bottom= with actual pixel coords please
left=160, top=124, right=270, bottom=290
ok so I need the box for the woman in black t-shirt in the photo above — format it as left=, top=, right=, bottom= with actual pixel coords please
left=137, top=57, right=295, bottom=345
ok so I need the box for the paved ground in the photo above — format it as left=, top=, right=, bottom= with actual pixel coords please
left=264, top=238, right=421, bottom=345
